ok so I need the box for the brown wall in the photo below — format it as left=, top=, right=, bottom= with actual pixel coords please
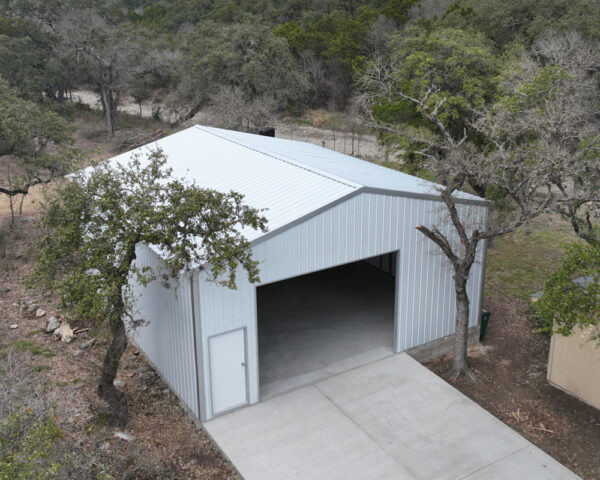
left=547, top=328, right=600, bottom=410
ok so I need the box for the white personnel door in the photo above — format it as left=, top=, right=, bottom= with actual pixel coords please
left=209, top=328, right=248, bottom=416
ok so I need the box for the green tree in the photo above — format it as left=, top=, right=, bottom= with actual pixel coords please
left=0, top=16, right=51, bottom=101
left=274, top=7, right=378, bottom=107
left=447, top=0, right=600, bottom=48
left=357, top=29, right=599, bottom=377
left=170, top=21, right=307, bottom=121
left=367, top=25, right=499, bottom=180
left=381, top=0, right=418, bottom=24
left=0, top=78, right=77, bottom=221
left=32, top=150, right=267, bottom=426
left=0, top=3, right=83, bottom=103
left=57, top=8, right=173, bottom=136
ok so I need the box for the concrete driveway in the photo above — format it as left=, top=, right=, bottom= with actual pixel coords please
left=205, top=353, right=580, bottom=480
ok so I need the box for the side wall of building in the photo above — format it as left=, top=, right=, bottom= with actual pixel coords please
left=196, top=191, right=488, bottom=419
left=548, top=328, right=600, bottom=410
left=128, top=244, right=200, bottom=418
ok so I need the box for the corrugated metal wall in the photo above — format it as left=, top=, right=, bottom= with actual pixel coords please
left=129, top=245, right=199, bottom=418
left=195, top=191, right=488, bottom=419
left=129, top=192, right=488, bottom=421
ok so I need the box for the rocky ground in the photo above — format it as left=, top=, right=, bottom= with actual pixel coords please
left=0, top=223, right=239, bottom=479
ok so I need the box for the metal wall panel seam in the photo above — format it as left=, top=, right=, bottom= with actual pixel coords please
left=189, top=273, right=204, bottom=420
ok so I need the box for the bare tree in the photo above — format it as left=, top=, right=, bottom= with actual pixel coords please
left=357, top=52, right=599, bottom=377
left=365, top=15, right=397, bottom=56
left=531, top=32, right=600, bottom=246
left=202, top=86, right=277, bottom=133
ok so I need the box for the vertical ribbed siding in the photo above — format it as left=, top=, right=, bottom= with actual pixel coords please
left=196, top=277, right=258, bottom=418
left=128, top=245, right=199, bottom=418
left=196, top=191, right=488, bottom=418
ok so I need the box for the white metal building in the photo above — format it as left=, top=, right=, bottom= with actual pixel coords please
left=121, top=125, right=489, bottom=421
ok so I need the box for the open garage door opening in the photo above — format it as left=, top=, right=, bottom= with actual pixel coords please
left=257, top=252, right=398, bottom=400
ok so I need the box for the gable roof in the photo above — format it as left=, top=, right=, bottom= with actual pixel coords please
left=108, top=125, right=486, bottom=243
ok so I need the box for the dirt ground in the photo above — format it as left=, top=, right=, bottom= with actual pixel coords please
left=71, top=89, right=389, bottom=162
left=425, top=294, right=600, bottom=480
left=0, top=224, right=239, bottom=479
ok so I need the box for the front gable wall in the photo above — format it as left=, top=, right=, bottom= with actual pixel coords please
left=196, top=191, right=488, bottom=418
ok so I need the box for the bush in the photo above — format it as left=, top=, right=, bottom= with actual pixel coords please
left=533, top=242, right=600, bottom=338
left=0, top=411, right=63, bottom=480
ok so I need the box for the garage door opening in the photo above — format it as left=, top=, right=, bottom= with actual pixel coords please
left=257, top=253, right=397, bottom=399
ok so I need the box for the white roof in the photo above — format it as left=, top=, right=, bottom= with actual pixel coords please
left=107, top=125, right=484, bottom=244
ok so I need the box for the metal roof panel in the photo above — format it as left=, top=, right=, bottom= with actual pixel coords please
left=198, top=126, right=483, bottom=202
left=107, top=127, right=358, bottom=242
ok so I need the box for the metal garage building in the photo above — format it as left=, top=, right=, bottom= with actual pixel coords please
left=122, top=125, right=489, bottom=422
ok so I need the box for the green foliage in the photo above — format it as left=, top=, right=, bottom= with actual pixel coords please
left=381, top=0, right=418, bottom=24
left=274, top=7, right=379, bottom=104
left=393, top=26, right=499, bottom=114
left=0, top=77, right=78, bottom=197
left=361, top=25, right=499, bottom=172
left=0, top=79, right=71, bottom=157
left=170, top=21, right=307, bottom=116
left=32, top=150, right=267, bottom=329
left=440, top=0, right=600, bottom=49
left=500, top=65, right=566, bottom=112
left=534, top=242, right=600, bottom=337
left=0, top=16, right=57, bottom=100
left=3, top=0, right=600, bottom=117
left=138, top=3, right=175, bottom=32
left=0, top=411, right=63, bottom=480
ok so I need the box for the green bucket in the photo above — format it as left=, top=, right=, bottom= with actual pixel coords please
left=479, top=310, right=491, bottom=342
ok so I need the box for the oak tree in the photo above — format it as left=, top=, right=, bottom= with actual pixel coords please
left=33, top=150, right=267, bottom=425
left=0, top=78, right=78, bottom=222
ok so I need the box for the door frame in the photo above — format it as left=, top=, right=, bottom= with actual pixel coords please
left=208, top=326, right=250, bottom=418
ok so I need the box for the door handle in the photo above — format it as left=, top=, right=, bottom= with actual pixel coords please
left=241, top=362, right=246, bottom=366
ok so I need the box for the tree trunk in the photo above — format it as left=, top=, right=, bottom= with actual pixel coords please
left=100, top=84, right=115, bottom=138
left=97, top=314, right=128, bottom=426
left=452, top=276, right=470, bottom=375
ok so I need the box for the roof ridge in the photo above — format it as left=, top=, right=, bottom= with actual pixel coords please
left=194, top=125, right=362, bottom=190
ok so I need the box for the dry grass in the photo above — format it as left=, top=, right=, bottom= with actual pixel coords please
left=484, top=215, right=579, bottom=300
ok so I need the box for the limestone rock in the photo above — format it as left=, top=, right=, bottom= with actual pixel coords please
left=113, top=431, right=135, bottom=442
left=35, top=309, right=46, bottom=318
left=81, top=338, right=96, bottom=350
left=9, top=324, right=18, bottom=329
left=113, top=379, right=126, bottom=387
left=53, top=323, right=73, bottom=343
left=45, top=316, right=60, bottom=333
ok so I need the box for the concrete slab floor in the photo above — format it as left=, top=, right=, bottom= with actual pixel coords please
left=205, top=354, right=580, bottom=480
left=257, top=261, right=395, bottom=397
